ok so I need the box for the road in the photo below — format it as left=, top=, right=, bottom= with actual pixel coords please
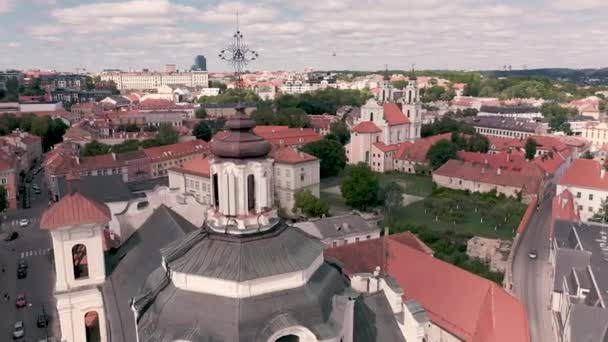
left=512, top=195, right=556, bottom=342
left=0, top=167, right=59, bottom=341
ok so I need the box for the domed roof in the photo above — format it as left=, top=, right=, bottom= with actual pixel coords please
left=211, top=103, right=271, bottom=158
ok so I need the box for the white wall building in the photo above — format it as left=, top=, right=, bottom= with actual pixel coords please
left=557, top=158, right=608, bottom=222
left=100, top=70, right=208, bottom=90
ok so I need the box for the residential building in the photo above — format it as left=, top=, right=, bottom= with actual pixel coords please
left=201, top=103, right=256, bottom=117
left=1, top=130, right=43, bottom=167
left=347, top=76, right=423, bottom=170
left=308, top=114, right=338, bottom=136
left=464, top=116, right=546, bottom=139
left=167, top=156, right=212, bottom=204
left=0, top=156, right=19, bottom=209
left=477, top=105, right=543, bottom=120
left=433, top=159, right=544, bottom=202
left=294, top=214, right=380, bottom=247
left=280, top=79, right=337, bottom=94
left=19, top=102, right=64, bottom=113
left=393, top=133, right=452, bottom=174
left=568, top=116, right=599, bottom=136
left=0, top=69, right=22, bottom=90
left=100, top=70, right=208, bottom=91
left=557, top=159, right=608, bottom=222
left=569, top=96, right=601, bottom=119
left=100, top=95, right=131, bottom=110
left=550, top=219, right=608, bottom=341
left=144, top=139, right=209, bottom=177
left=326, top=233, right=530, bottom=342
left=582, top=122, right=608, bottom=151
left=164, top=64, right=176, bottom=73
left=250, top=125, right=321, bottom=148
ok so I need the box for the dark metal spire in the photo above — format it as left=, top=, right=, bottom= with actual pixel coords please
left=218, top=11, right=259, bottom=89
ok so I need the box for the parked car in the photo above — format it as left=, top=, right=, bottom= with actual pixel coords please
left=15, top=294, right=26, bottom=308
left=34, top=188, right=41, bottom=194
left=12, top=321, right=24, bottom=339
left=17, top=267, right=27, bottom=279
left=19, top=219, right=29, bottom=227
left=3, top=231, right=18, bottom=241
left=528, top=249, right=538, bottom=259
left=36, top=313, right=48, bottom=328
left=18, top=260, right=28, bottom=269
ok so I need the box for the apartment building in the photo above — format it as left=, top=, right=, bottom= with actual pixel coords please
left=144, top=139, right=209, bottom=177
left=100, top=70, right=208, bottom=90
left=557, top=159, right=608, bottom=222
left=463, top=116, right=546, bottom=139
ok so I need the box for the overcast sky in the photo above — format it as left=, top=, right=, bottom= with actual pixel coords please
left=0, top=0, right=606, bottom=73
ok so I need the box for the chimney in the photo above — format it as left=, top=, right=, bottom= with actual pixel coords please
left=497, top=168, right=501, bottom=175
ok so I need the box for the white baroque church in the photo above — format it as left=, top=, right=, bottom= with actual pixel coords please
left=346, top=75, right=423, bottom=172
left=40, top=105, right=416, bottom=342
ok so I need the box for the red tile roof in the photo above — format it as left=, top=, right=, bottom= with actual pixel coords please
left=143, top=139, right=209, bottom=162
left=326, top=234, right=529, bottom=342
left=170, top=156, right=210, bottom=178
left=308, top=114, right=336, bottom=130
left=396, top=133, right=452, bottom=162
left=550, top=189, right=579, bottom=239
left=372, top=142, right=402, bottom=153
left=457, top=151, right=527, bottom=172
left=79, top=154, right=120, bottom=171
left=558, top=158, right=608, bottom=190
left=383, top=103, right=410, bottom=125
left=271, top=146, right=317, bottom=164
left=434, top=159, right=542, bottom=195
left=41, top=192, right=111, bottom=230
left=532, top=150, right=568, bottom=175
left=252, top=126, right=321, bottom=147
left=352, top=121, right=382, bottom=133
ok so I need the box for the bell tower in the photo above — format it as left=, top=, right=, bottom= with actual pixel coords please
left=41, top=192, right=110, bottom=342
left=207, top=104, right=276, bottom=233
left=402, top=66, right=422, bottom=141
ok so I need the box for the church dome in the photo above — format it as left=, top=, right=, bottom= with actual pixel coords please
left=210, top=103, right=271, bottom=159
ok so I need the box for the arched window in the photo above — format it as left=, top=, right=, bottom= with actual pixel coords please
left=72, top=244, right=88, bottom=279
left=407, top=109, right=410, bottom=118
left=212, top=173, right=219, bottom=207
left=276, top=335, right=299, bottom=342
left=370, top=112, right=374, bottom=121
left=85, top=311, right=101, bottom=342
left=247, top=174, right=255, bottom=211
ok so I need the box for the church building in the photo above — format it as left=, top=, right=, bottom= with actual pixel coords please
left=346, top=75, right=423, bottom=172
left=42, top=105, right=419, bottom=342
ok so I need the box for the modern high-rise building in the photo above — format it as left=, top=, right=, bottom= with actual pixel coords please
left=194, top=55, right=207, bottom=71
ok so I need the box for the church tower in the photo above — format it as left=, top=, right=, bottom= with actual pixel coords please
left=378, top=65, right=393, bottom=103
left=401, top=70, right=422, bottom=141
left=41, top=192, right=110, bottom=342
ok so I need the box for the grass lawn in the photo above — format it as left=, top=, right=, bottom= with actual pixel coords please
left=388, top=188, right=526, bottom=240
left=378, top=172, right=434, bottom=197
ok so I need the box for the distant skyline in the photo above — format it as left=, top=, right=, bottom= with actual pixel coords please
left=1, top=0, right=608, bottom=72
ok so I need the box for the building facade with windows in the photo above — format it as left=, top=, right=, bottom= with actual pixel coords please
left=100, top=70, right=208, bottom=90
left=557, top=159, right=608, bottom=222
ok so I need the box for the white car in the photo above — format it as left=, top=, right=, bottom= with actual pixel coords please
left=19, top=219, right=29, bottom=227
left=13, top=320, right=24, bottom=339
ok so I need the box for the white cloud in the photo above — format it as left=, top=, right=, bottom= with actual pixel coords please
left=553, top=0, right=604, bottom=11
left=7, top=41, right=20, bottom=48
left=0, top=0, right=13, bottom=13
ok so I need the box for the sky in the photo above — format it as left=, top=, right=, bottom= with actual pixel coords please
left=0, top=0, right=607, bottom=73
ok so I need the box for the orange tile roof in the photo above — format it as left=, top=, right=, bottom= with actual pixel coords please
left=352, top=121, right=382, bottom=133
left=170, top=156, right=210, bottom=178
left=558, top=158, right=608, bottom=190
left=271, top=146, right=317, bottom=164
left=78, top=154, right=120, bottom=171
left=396, top=133, right=452, bottom=162
left=457, top=151, right=527, bottom=172
left=308, top=114, right=336, bottom=130
left=434, top=159, right=542, bottom=195
left=41, top=192, right=111, bottom=230
left=143, top=139, right=209, bottom=162
left=372, top=142, right=403, bottom=153
left=253, top=126, right=321, bottom=147
left=326, top=234, right=529, bottom=342
left=550, top=189, right=579, bottom=239
left=383, top=103, right=410, bottom=125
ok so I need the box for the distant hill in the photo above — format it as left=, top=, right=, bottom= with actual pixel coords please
left=481, top=68, right=608, bottom=85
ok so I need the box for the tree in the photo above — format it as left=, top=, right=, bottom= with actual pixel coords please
left=329, top=120, right=350, bottom=145
left=426, top=140, right=458, bottom=169
left=111, top=139, right=141, bottom=153
left=591, top=198, right=608, bottom=224
left=155, top=124, right=179, bottom=145
left=301, top=139, right=346, bottom=177
left=0, top=186, right=7, bottom=212
left=195, top=107, right=207, bottom=119
left=380, top=181, right=403, bottom=224
left=293, top=190, right=330, bottom=218
left=193, top=121, right=212, bottom=142
left=467, top=133, right=489, bottom=153
left=83, top=140, right=111, bottom=156
left=392, top=80, right=407, bottom=89
left=340, top=163, right=381, bottom=211
left=525, top=138, right=537, bottom=160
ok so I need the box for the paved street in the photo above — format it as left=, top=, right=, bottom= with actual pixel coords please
left=512, top=196, right=556, bottom=342
left=0, top=167, right=59, bottom=341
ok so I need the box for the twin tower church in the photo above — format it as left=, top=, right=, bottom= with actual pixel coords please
left=40, top=105, right=408, bottom=342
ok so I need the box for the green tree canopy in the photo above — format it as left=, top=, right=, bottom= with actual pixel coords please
left=525, top=138, right=537, bottom=160
left=340, top=163, right=381, bottom=211
left=293, top=190, right=330, bottom=218
left=193, top=121, right=213, bottom=142
left=420, top=85, right=456, bottom=103
left=591, top=198, right=608, bottom=224
left=329, top=120, right=350, bottom=145
left=426, top=139, right=459, bottom=169
left=155, top=124, right=179, bottom=145
left=421, top=116, right=475, bottom=137
left=83, top=140, right=111, bottom=156
left=301, top=138, right=346, bottom=177
left=195, top=107, right=207, bottom=119
left=111, top=139, right=141, bottom=153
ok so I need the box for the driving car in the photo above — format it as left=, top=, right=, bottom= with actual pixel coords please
left=15, top=294, right=26, bottom=308
left=19, top=219, right=29, bottom=227
left=36, top=313, right=48, bottom=328
left=17, top=267, right=27, bottom=279
left=18, top=259, right=28, bottom=269
left=3, top=231, right=18, bottom=241
left=12, top=321, right=24, bottom=339
left=528, top=249, right=538, bottom=259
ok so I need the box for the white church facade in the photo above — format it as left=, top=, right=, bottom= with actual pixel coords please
left=346, top=76, right=423, bottom=173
